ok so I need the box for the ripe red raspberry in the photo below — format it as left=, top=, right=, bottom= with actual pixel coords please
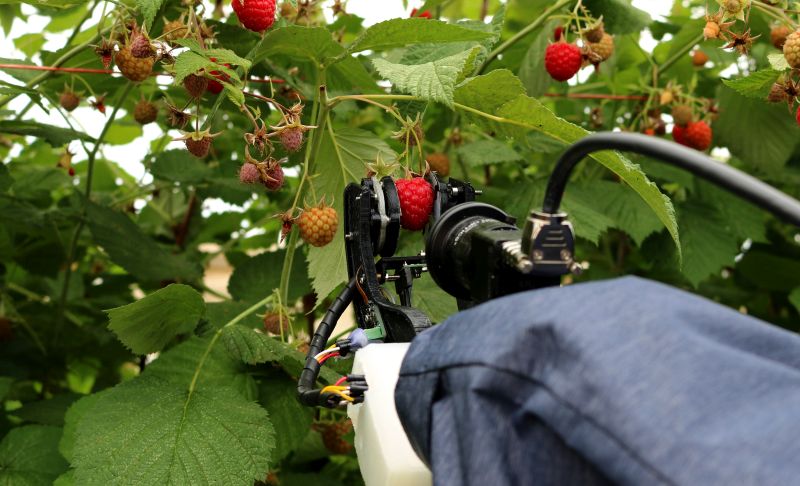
left=239, top=163, right=260, bottom=184
left=59, top=90, right=80, bottom=112
left=207, top=60, right=231, bottom=95
left=395, top=177, right=434, bottom=231
left=183, top=74, right=208, bottom=99
left=544, top=42, right=582, bottom=82
left=672, top=124, right=687, bottom=145
left=317, top=421, right=353, bottom=455
left=261, top=161, right=284, bottom=191
left=232, top=0, right=277, bottom=33
left=410, top=8, right=432, bottom=18
left=263, top=311, right=289, bottom=335
left=297, top=204, right=338, bottom=247
left=795, top=105, right=800, bottom=126
left=133, top=99, right=158, bottom=125
left=683, top=121, right=712, bottom=151
left=279, top=126, right=304, bottom=152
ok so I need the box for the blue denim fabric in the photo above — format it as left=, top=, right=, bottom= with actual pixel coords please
left=395, top=277, right=800, bottom=486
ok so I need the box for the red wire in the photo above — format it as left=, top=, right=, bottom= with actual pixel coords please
left=318, top=352, right=340, bottom=365
left=334, top=376, right=347, bottom=386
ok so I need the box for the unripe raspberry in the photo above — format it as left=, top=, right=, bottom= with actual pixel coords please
left=115, top=45, right=154, bottom=82
left=239, top=163, right=260, bottom=184
left=544, top=42, right=582, bottom=82
left=297, top=204, right=339, bottom=247
left=279, top=127, right=304, bottom=152
left=772, top=25, right=792, bottom=49
left=163, top=19, right=188, bottom=42
left=692, top=50, right=709, bottom=66
left=317, top=421, right=353, bottom=455
left=584, top=23, right=604, bottom=43
left=588, top=33, right=615, bottom=62
left=59, top=90, right=80, bottom=112
left=671, top=105, right=693, bottom=126
left=133, top=99, right=158, bottom=125
left=130, top=33, right=154, bottom=58
left=263, top=311, right=289, bottom=335
left=261, top=161, right=284, bottom=191
left=395, top=177, right=434, bottom=231
left=183, top=74, right=208, bottom=99
left=425, top=153, right=450, bottom=176
left=783, top=30, right=800, bottom=69
left=703, top=21, right=721, bottom=40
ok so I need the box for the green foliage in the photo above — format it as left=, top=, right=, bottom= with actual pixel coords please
left=2, top=0, right=800, bottom=483
left=106, top=284, right=205, bottom=354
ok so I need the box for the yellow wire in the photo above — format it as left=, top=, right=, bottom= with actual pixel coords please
left=320, top=386, right=354, bottom=402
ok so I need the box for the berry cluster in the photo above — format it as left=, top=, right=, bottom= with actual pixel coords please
left=544, top=19, right=615, bottom=83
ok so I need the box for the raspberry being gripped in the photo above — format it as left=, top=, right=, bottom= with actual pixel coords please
left=395, top=177, right=434, bottom=231
left=133, top=99, right=158, bottom=125
left=783, top=30, right=800, bottom=68
left=297, top=204, right=339, bottom=247
left=232, top=0, right=277, bottom=32
left=545, top=42, right=582, bottom=82
left=59, top=90, right=80, bottom=112
left=115, top=45, right=154, bottom=82
left=239, top=163, right=260, bottom=184
left=317, top=420, right=353, bottom=455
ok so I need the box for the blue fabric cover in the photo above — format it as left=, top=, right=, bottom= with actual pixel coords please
left=395, top=277, right=800, bottom=486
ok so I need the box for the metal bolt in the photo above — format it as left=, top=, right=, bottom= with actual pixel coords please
left=560, top=249, right=572, bottom=261
left=533, top=249, right=544, bottom=261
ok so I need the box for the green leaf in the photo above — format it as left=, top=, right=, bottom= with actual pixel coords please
left=457, top=138, right=521, bottom=166
left=721, top=70, right=781, bottom=99
left=372, top=47, right=480, bottom=107
left=412, top=274, right=457, bottom=323
left=103, top=119, right=142, bottom=145
left=768, top=52, right=789, bottom=71
left=346, top=18, right=493, bottom=55
left=143, top=336, right=256, bottom=398
left=715, top=86, right=798, bottom=176
left=86, top=201, right=202, bottom=282
left=72, top=376, right=274, bottom=485
left=106, top=284, right=205, bottom=355
left=14, top=33, right=45, bottom=58
left=308, top=127, right=398, bottom=300
left=789, top=288, right=800, bottom=314
left=222, top=325, right=341, bottom=384
left=0, top=425, right=68, bottom=486
left=454, top=70, right=680, bottom=256
left=173, top=51, right=237, bottom=85
left=11, top=393, right=80, bottom=426
left=60, top=393, right=104, bottom=463
left=257, top=376, right=313, bottom=463
left=577, top=180, right=663, bottom=245
left=518, top=21, right=556, bottom=97
left=0, top=376, right=12, bottom=401
left=0, top=120, right=94, bottom=147
left=679, top=203, right=740, bottom=287
left=135, top=0, right=164, bottom=30
left=150, top=149, right=212, bottom=183
left=250, top=25, right=343, bottom=65
left=561, top=189, right=617, bottom=244
left=53, top=470, right=74, bottom=486
left=0, top=0, right=81, bottom=7
left=174, top=38, right=252, bottom=71
left=228, top=250, right=310, bottom=303
left=582, top=0, right=651, bottom=34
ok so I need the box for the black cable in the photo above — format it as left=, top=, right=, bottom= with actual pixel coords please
left=542, top=132, right=800, bottom=227
left=297, top=277, right=358, bottom=407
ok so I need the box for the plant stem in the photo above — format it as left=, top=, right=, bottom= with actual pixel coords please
left=54, top=82, right=134, bottom=344
left=655, top=33, right=704, bottom=81
left=477, top=0, right=572, bottom=75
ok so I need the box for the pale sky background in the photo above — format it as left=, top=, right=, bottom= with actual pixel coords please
left=0, top=1, right=671, bottom=215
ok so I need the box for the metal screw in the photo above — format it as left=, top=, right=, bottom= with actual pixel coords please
left=533, top=249, right=544, bottom=261
left=560, top=249, right=572, bottom=261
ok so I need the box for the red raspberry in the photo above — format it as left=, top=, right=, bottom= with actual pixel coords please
left=59, top=90, right=80, bottom=112
left=185, top=136, right=211, bottom=158
left=796, top=105, right=800, bottom=126
left=672, top=124, right=687, bottom=145
left=297, top=204, right=338, bottom=247
left=683, top=121, right=712, bottom=151
left=133, top=99, right=158, bottom=125
left=183, top=74, right=208, bottom=99
left=545, top=42, right=582, bottom=82
left=261, top=161, right=284, bottom=191
left=395, top=177, right=434, bottom=231
left=239, top=163, right=260, bottom=184
left=232, top=0, right=277, bottom=32
left=410, top=8, right=432, bottom=18
left=207, top=58, right=231, bottom=95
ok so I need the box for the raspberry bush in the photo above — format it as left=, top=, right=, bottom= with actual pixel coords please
left=1, top=0, right=800, bottom=484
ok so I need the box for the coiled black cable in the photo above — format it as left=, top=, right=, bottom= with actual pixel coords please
left=297, top=277, right=358, bottom=407
left=543, top=132, right=800, bottom=227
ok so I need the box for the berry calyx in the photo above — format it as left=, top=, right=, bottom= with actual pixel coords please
left=425, top=153, right=450, bottom=177
left=395, top=176, right=434, bottom=231
left=545, top=41, right=582, bottom=82
left=232, top=0, right=277, bottom=33
left=59, top=90, right=81, bottom=112
left=133, top=99, right=158, bottom=125
left=115, top=45, right=154, bottom=82
left=297, top=203, right=339, bottom=247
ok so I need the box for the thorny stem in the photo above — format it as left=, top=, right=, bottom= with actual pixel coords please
left=54, top=82, right=134, bottom=345
left=477, top=0, right=572, bottom=75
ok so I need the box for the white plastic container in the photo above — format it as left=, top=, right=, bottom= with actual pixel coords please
left=348, top=343, right=433, bottom=486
